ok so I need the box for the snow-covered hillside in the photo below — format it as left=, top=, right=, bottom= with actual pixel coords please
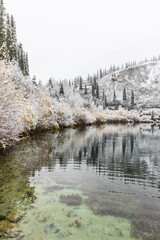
left=98, top=61, right=160, bottom=110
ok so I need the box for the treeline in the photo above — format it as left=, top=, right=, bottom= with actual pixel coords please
left=0, top=0, right=29, bottom=75
left=73, top=55, right=160, bottom=84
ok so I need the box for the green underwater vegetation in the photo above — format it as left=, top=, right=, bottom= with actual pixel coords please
left=0, top=125, right=160, bottom=239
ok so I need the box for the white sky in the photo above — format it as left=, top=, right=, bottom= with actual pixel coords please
left=5, top=0, right=160, bottom=82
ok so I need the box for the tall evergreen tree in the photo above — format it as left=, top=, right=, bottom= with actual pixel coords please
left=131, top=90, right=134, bottom=105
left=102, top=89, right=105, bottom=101
left=84, top=84, right=87, bottom=95
left=93, top=76, right=97, bottom=88
left=10, top=15, right=17, bottom=60
left=25, top=52, right=29, bottom=75
left=113, top=90, right=116, bottom=103
left=96, top=84, right=99, bottom=98
left=18, top=43, right=24, bottom=73
left=0, top=0, right=7, bottom=59
left=100, top=69, right=103, bottom=78
left=59, top=83, right=64, bottom=96
left=79, top=77, right=83, bottom=90
left=92, top=84, right=95, bottom=97
left=6, top=13, right=12, bottom=59
left=104, top=95, right=108, bottom=108
left=123, top=87, right=127, bottom=101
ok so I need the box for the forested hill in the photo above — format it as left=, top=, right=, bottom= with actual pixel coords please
left=97, top=61, right=160, bottom=109
left=0, top=0, right=29, bottom=75
left=47, top=61, right=160, bottom=116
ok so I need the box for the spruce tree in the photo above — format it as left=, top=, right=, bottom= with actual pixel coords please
left=10, top=15, right=17, bottom=60
left=102, top=89, right=105, bottom=101
left=59, top=83, right=64, bottom=96
left=6, top=13, right=12, bottom=59
left=0, top=0, right=7, bottom=59
left=18, top=43, right=24, bottom=73
left=84, top=84, right=87, bottom=95
left=113, top=90, right=116, bottom=103
left=93, top=76, right=97, bottom=88
left=123, top=87, right=127, bottom=101
left=92, top=84, right=95, bottom=97
left=104, top=95, right=108, bottom=108
left=25, top=52, right=29, bottom=75
left=79, top=77, right=83, bottom=90
left=131, top=90, right=134, bottom=105
left=96, top=84, right=99, bottom=98
left=100, top=69, right=103, bottom=78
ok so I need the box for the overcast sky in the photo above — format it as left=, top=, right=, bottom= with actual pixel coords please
left=5, top=0, right=160, bottom=82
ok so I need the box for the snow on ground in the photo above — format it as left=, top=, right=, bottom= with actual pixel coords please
left=2, top=60, right=160, bottom=150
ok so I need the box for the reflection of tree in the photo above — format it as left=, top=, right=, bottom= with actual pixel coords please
left=54, top=125, right=160, bottom=185
left=130, top=135, right=134, bottom=155
left=122, top=136, right=126, bottom=157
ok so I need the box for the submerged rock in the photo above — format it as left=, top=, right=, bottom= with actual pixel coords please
left=6, top=213, right=21, bottom=223
left=0, top=220, right=14, bottom=237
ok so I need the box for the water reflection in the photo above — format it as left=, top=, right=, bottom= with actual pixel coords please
left=0, top=124, right=160, bottom=239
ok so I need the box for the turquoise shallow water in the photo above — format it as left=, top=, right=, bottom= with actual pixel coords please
left=0, top=124, right=160, bottom=240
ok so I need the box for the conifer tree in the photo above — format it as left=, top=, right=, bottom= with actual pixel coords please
left=104, top=95, right=108, bottom=108
left=0, top=0, right=7, bottom=59
left=100, top=69, right=103, bottom=78
left=48, top=78, right=53, bottom=88
left=97, top=71, right=99, bottom=79
left=113, top=90, right=116, bottom=102
left=79, top=77, right=83, bottom=90
left=131, top=90, right=134, bottom=105
left=6, top=13, right=12, bottom=59
left=25, top=52, right=29, bottom=75
left=59, top=83, right=64, bottom=96
left=93, top=76, right=97, bottom=88
left=18, top=43, right=24, bottom=73
left=10, top=15, right=17, bottom=60
left=102, top=89, right=105, bottom=101
left=92, top=84, right=95, bottom=97
left=84, top=84, right=87, bottom=95
left=96, top=84, right=99, bottom=98
left=123, top=87, right=127, bottom=101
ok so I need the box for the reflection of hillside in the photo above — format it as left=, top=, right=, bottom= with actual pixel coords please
left=50, top=125, right=160, bottom=186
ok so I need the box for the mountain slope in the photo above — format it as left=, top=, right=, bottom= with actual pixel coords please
left=98, top=61, right=160, bottom=110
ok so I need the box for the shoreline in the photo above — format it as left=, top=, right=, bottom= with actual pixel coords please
left=0, top=118, right=159, bottom=154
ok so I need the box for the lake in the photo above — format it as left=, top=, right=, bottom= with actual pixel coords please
left=0, top=124, right=160, bottom=240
